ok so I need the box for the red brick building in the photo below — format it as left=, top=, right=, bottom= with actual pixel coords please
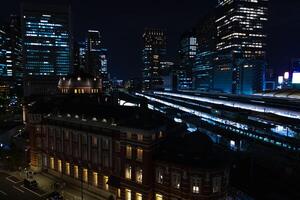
left=26, top=96, right=229, bottom=200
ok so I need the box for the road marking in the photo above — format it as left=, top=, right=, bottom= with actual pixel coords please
left=13, top=186, right=24, bottom=193
left=20, top=185, right=44, bottom=197
left=0, top=190, right=8, bottom=195
left=6, top=176, right=22, bottom=183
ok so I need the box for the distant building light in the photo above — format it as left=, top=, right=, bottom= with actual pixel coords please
left=278, top=76, right=284, bottom=84
left=174, top=117, right=183, bottom=123
left=284, top=72, right=289, bottom=80
left=88, top=30, right=100, bottom=33
left=292, top=73, right=300, bottom=84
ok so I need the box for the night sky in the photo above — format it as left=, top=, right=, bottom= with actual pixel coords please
left=1, top=0, right=300, bottom=80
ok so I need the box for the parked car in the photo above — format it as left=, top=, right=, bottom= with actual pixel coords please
left=23, top=178, right=38, bottom=188
left=46, top=191, right=63, bottom=200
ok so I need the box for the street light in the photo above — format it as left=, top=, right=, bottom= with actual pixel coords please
left=79, top=161, right=83, bottom=200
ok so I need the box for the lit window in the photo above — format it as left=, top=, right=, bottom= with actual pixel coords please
left=126, top=145, right=132, bottom=159
left=103, top=176, right=109, bottom=190
left=65, top=162, right=70, bottom=175
left=156, top=168, right=163, bottom=184
left=117, top=188, right=121, bottom=198
left=58, top=160, right=62, bottom=172
left=50, top=157, right=54, bottom=169
left=93, top=172, right=98, bottom=187
left=137, top=134, right=143, bottom=141
left=74, top=165, right=79, bottom=179
left=136, top=168, right=143, bottom=184
left=171, top=173, right=181, bottom=189
left=125, top=165, right=132, bottom=179
left=152, top=134, right=156, bottom=140
left=92, top=137, right=97, bottom=146
left=83, top=168, right=88, bottom=183
left=159, top=131, right=163, bottom=138
left=74, top=89, right=77, bottom=94
left=212, top=177, right=222, bottom=193
left=155, top=194, right=163, bottom=200
left=191, top=177, right=201, bottom=194
left=125, top=189, right=131, bottom=200
left=137, top=148, right=143, bottom=161
left=136, top=192, right=142, bottom=200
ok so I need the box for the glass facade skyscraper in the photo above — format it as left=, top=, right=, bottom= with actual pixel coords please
left=6, top=15, right=23, bottom=79
left=214, top=0, right=268, bottom=94
left=86, top=30, right=101, bottom=76
left=193, top=14, right=216, bottom=91
left=21, top=3, right=72, bottom=76
left=142, top=28, right=166, bottom=90
left=86, top=30, right=109, bottom=88
left=0, top=25, right=7, bottom=76
left=178, top=31, right=197, bottom=90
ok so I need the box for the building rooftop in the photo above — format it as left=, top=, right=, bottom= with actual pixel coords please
left=28, top=95, right=170, bottom=130
left=155, top=131, right=230, bottom=169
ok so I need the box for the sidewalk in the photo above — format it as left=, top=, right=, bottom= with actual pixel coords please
left=41, top=172, right=107, bottom=200
left=1, top=169, right=107, bottom=200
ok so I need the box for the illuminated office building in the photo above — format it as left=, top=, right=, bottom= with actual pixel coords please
left=0, top=24, right=7, bottom=76
left=86, top=30, right=108, bottom=88
left=21, top=2, right=72, bottom=76
left=193, top=14, right=216, bottom=91
left=178, top=31, right=197, bottom=90
left=214, top=0, right=268, bottom=94
left=73, top=41, right=80, bottom=73
left=0, top=15, right=23, bottom=78
left=142, top=28, right=166, bottom=90
left=78, top=41, right=86, bottom=69
left=7, top=15, right=23, bottom=79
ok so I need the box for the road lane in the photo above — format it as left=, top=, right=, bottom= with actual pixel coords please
left=0, top=172, right=40, bottom=200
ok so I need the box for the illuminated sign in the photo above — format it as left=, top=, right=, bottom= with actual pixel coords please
left=292, top=72, right=300, bottom=84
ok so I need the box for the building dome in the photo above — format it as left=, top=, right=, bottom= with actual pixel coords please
left=58, top=72, right=102, bottom=94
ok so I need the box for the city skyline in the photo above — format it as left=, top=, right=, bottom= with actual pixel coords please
left=1, top=0, right=300, bottom=79
left=1, top=1, right=300, bottom=199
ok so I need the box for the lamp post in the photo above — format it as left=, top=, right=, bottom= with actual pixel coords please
left=79, top=159, right=83, bottom=200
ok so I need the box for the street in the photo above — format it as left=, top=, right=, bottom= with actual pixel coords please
left=0, top=172, right=48, bottom=200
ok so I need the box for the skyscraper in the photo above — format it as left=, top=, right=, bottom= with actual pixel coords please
left=193, top=14, right=216, bottom=91
left=78, top=41, right=87, bottom=71
left=142, top=28, right=166, bottom=90
left=21, top=2, right=72, bottom=76
left=86, top=30, right=109, bottom=88
left=178, top=31, right=197, bottom=90
left=73, top=40, right=80, bottom=73
left=214, top=0, right=268, bottom=94
left=86, top=30, right=101, bottom=76
left=6, top=15, right=23, bottom=79
left=0, top=24, right=7, bottom=77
